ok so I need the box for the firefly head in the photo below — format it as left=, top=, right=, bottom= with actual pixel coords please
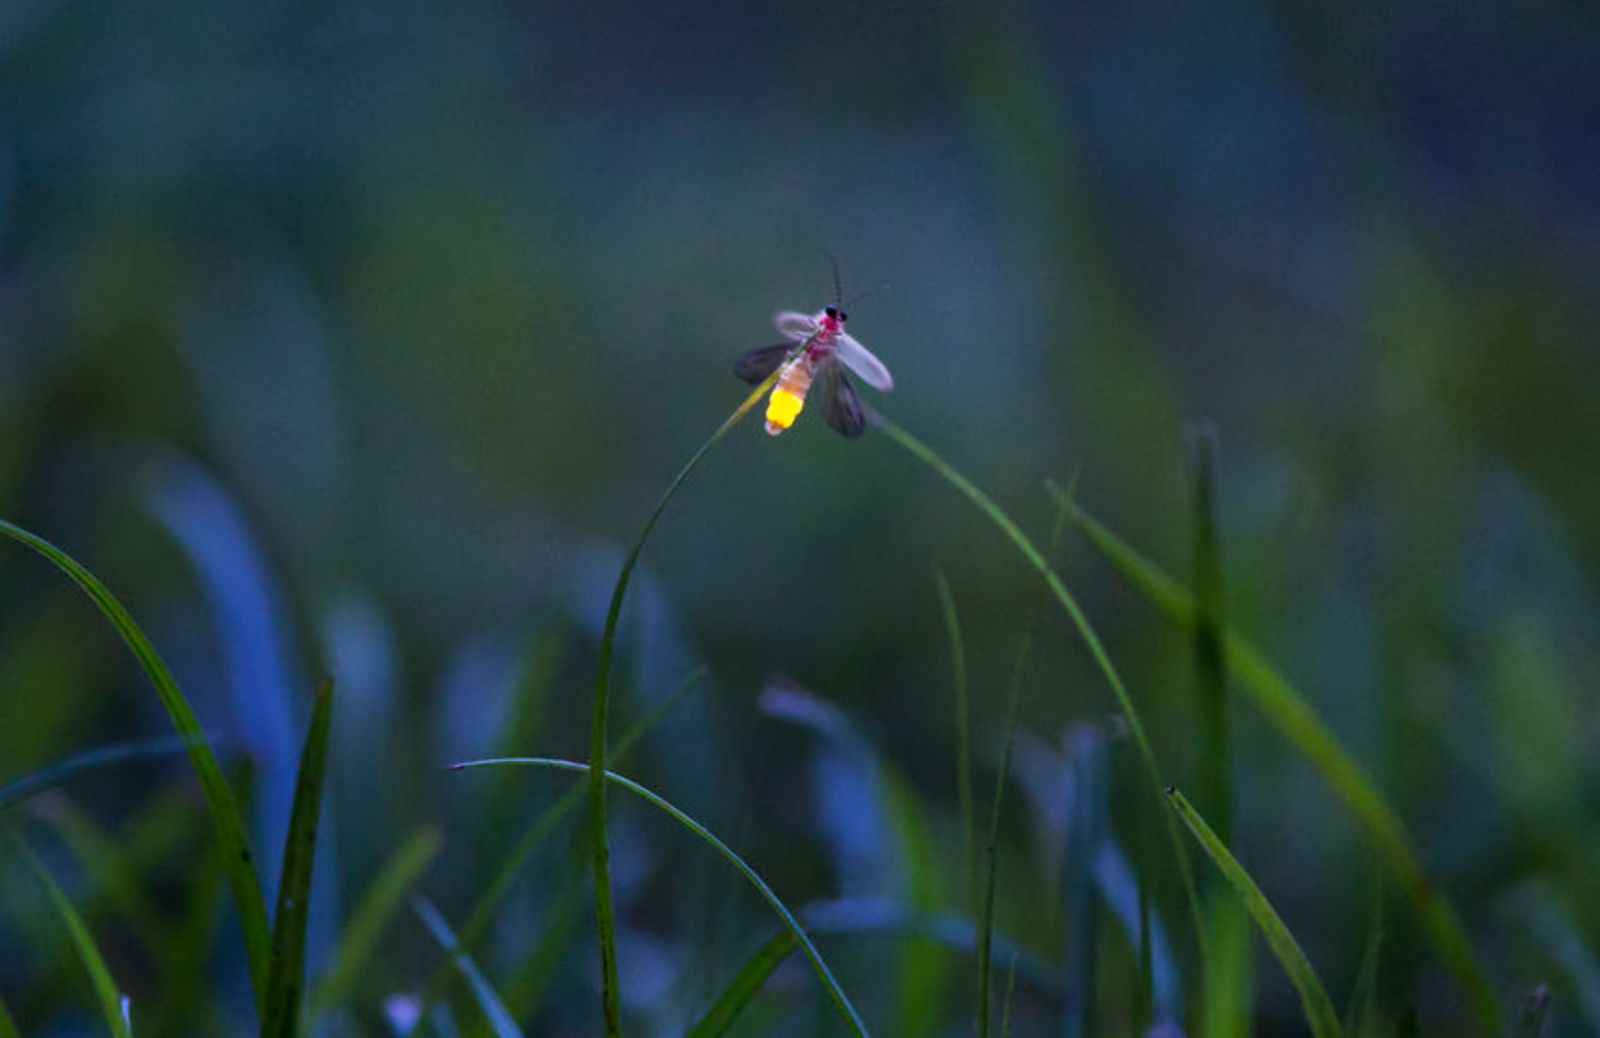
left=825, top=305, right=848, bottom=322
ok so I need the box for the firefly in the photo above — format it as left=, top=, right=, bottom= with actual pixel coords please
left=734, top=301, right=894, bottom=439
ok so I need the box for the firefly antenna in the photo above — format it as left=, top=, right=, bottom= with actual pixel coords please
left=843, top=283, right=890, bottom=308
left=827, top=254, right=844, bottom=309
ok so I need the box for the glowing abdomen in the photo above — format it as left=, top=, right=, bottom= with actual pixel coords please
left=765, top=358, right=815, bottom=435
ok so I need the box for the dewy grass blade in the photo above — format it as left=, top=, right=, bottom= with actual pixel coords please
left=1061, top=498, right=1501, bottom=1030
left=933, top=568, right=978, bottom=921
left=685, top=929, right=799, bottom=1038
left=875, top=423, right=1206, bottom=957
left=414, top=667, right=707, bottom=1022
left=451, top=756, right=871, bottom=1038
left=310, top=824, right=443, bottom=1017
left=261, top=679, right=334, bottom=1038
left=587, top=374, right=779, bottom=1036
left=1165, top=788, right=1342, bottom=1038
left=0, top=734, right=215, bottom=812
left=0, top=519, right=272, bottom=1006
left=414, top=897, right=525, bottom=1038
left=19, top=838, right=135, bottom=1038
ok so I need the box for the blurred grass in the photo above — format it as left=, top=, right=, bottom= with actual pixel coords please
left=1167, top=788, right=1342, bottom=1038
left=20, top=838, right=134, bottom=1038
left=1060, top=494, right=1502, bottom=1031
left=0, top=519, right=272, bottom=1007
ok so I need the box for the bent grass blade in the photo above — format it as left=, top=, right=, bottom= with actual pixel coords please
left=0, top=519, right=272, bottom=1006
left=452, top=756, right=871, bottom=1038
left=1166, top=788, right=1341, bottom=1038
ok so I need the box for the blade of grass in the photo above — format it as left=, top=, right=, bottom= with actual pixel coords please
left=876, top=422, right=1206, bottom=959
left=451, top=756, right=871, bottom=1037
left=261, top=678, right=334, bottom=1038
left=587, top=370, right=783, bottom=1036
left=1188, top=422, right=1230, bottom=841
left=415, top=666, right=707, bottom=1022
left=1165, top=787, right=1341, bottom=1038
left=18, top=838, right=134, bottom=1038
left=933, top=568, right=977, bottom=921
left=498, top=836, right=591, bottom=1026
left=1343, top=882, right=1384, bottom=1038
left=979, top=499, right=1070, bottom=1038
left=999, top=954, right=1018, bottom=1038
left=0, top=995, right=18, bottom=1038
left=413, top=898, right=524, bottom=1038
left=1187, top=424, right=1252, bottom=1038
left=1060, top=497, right=1501, bottom=1030
left=0, top=733, right=216, bottom=812
left=31, top=793, right=174, bottom=953
left=978, top=635, right=1030, bottom=1038
left=686, top=929, right=799, bottom=1038
left=310, top=824, right=443, bottom=1017
left=0, top=519, right=271, bottom=1004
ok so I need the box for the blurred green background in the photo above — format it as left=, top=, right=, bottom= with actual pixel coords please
left=1, top=0, right=1597, bottom=1035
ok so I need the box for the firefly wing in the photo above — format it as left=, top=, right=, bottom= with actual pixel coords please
left=734, top=343, right=792, bottom=384
left=818, top=360, right=866, bottom=439
left=773, top=311, right=818, bottom=342
left=834, top=332, right=893, bottom=392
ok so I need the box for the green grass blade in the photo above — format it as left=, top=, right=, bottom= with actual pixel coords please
left=499, top=840, right=590, bottom=1024
left=999, top=955, right=1018, bottom=1038
left=0, top=993, right=18, bottom=1038
left=31, top=793, right=174, bottom=954
left=933, top=568, right=978, bottom=921
left=877, top=423, right=1206, bottom=958
left=260, top=679, right=334, bottom=1038
left=1062, top=499, right=1501, bottom=1030
left=452, top=756, right=871, bottom=1038
left=414, top=667, right=707, bottom=1023
left=413, top=898, right=525, bottom=1038
left=1510, top=986, right=1550, bottom=1038
left=587, top=375, right=779, bottom=1036
left=310, top=823, right=443, bottom=1017
left=0, top=519, right=271, bottom=1004
left=1188, top=422, right=1230, bottom=841
left=1342, top=881, right=1383, bottom=1038
left=0, top=734, right=212, bottom=812
left=1166, top=788, right=1341, bottom=1038
left=19, top=838, right=134, bottom=1038
left=685, top=929, right=799, bottom=1038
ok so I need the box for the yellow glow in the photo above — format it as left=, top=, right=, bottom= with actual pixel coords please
left=766, top=387, right=804, bottom=429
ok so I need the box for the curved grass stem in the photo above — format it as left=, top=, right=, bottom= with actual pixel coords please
left=587, top=373, right=779, bottom=1034
left=456, top=757, right=870, bottom=1037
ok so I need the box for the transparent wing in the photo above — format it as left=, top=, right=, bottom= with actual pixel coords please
left=834, top=332, right=893, bottom=391
left=773, top=311, right=818, bottom=342
left=818, top=360, right=866, bottom=439
left=734, top=343, right=792, bottom=385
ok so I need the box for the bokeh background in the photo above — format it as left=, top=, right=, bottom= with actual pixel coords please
left=1, top=1, right=1597, bottom=1035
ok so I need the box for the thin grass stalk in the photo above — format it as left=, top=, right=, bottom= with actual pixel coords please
left=1061, top=496, right=1500, bottom=1030
left=875, top=421, right=1207, bottom=958
left=19, top=838, right=134, bottom=1038
left=453, top=756, right=870, bottom=1037
left=977, top=500, right=1069, bottom=1038
left=587, top=372, right=781, bottom=1034
left=933, top=568, right=977, bottom=920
